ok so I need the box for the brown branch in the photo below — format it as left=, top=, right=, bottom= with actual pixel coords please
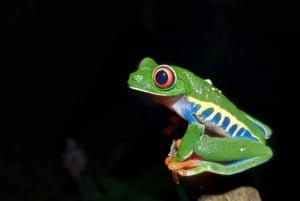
left=198, top=186, right=262, bottom=201
left=177, top=171, right=261, bottom=201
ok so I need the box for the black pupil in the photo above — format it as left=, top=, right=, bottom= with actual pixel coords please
left=156, top=70, right=168, bottom=85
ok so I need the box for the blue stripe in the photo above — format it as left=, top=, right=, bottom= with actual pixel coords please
left=210, top=112, right=221, bottom=125
left=228, top=124, right=237, bottom=135
left=235, top=127, right=245, bottom=137
left=200, top=108, right=214, bottom=119
left=192, top=103, right=201, bottom=112
left=243, top=130, right=258, bottom=141
left=184, top=101, right=201, bottom=123
left=221, top=117, right=230, bottom=130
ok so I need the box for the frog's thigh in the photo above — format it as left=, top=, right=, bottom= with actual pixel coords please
left=194, top=137, right=272, bottom=161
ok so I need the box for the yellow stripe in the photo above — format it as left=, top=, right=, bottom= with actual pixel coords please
left=187, top=96, right=251, bottom=137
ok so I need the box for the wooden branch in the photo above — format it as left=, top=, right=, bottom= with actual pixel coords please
left=198, top=186, right=262, bottom=201
left=177, top=171, right=262, bottom=201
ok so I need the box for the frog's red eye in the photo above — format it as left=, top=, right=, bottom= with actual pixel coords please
left=153, top=65, right=176, bottom=89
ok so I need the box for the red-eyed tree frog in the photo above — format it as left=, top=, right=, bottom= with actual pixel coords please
left=127, top=57, right=273, bottom=182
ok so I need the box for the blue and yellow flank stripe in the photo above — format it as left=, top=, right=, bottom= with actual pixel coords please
left=185, top=96, right=263, bottom=142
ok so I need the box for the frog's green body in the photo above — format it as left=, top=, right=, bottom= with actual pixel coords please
left=128, top=57, right=273, bottom=177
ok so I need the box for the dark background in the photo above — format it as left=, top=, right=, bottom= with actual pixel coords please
left=2, top=1, right=297, bottom=201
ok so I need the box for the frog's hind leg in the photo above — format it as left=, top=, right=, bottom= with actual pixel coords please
left=176, top=156, right=270, bottom=176
left=178, top=137, right=273, bottom=176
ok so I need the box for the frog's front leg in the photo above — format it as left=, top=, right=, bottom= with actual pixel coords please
left=176, top=137, right=273, bottom=176
left=166, top=123, right=205, bottom=170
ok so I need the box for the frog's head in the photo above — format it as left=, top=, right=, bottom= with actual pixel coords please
left=128, top=57, right=192, bottom=97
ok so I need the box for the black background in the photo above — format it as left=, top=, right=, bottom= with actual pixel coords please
left=2, top=1, right=298, bottom=201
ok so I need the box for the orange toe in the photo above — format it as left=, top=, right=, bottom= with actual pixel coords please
left=168, top=159, right=201, bottom=170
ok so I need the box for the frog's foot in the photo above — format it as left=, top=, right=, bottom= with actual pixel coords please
left=165, top=138, right=201, bottom=170
left=167, top=158, right=201, bottom=170
left=165, top=139, right=181, bottom=162
left=165, top=148, right=203, bottom=171
left=165, top=156, right=202, bottom=184
left=165, top=138, right=181, bottom=159
left=165, top=137, right=205, bottom=178
left=165, top=156, right=203, bottom=183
